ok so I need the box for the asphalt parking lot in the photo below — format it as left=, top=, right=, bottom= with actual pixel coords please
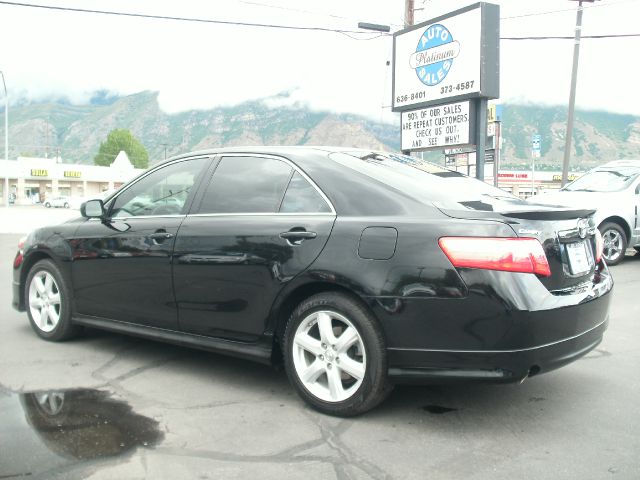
left=1, top=210, right=639, bottom=479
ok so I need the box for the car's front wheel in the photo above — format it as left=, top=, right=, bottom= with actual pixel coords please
left=283, top=292, right=392, bottom=416
left=599, top=222, right=627, bottom=266
left=44, top=202, right=51, bottom=208
left=64, top=202, right=69, bottom=208
left=25, top=259, right=80, bottom=341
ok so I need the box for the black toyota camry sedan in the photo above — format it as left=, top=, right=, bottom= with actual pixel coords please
left=12, top=147, right=612, bottom=416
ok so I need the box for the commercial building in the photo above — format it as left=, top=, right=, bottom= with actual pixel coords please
left=0, top=151, right=145, bottom=206
left=497, top=170, right=583, bottom=198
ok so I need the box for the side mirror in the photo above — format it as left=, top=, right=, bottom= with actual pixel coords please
left=81, top=199, right=105, bottom=218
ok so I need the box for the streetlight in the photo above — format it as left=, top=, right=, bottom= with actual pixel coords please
left=561, top=0, right=597, bottom=187
left=357, top=22, right=391, bottom=33
left=0, top=71, right=8, bottom=208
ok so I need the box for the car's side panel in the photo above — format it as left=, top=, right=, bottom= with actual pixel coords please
left=71, top=217, right=183, bottom=329
left=172, top=214, right=335, bottom=340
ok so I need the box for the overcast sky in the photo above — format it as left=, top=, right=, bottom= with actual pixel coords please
left=1, top=0, right=639, bottom=121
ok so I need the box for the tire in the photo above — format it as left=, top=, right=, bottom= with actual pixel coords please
left=45, top=202, right=51, bottom=208
left=634, top=247, right=640, bottom=255
left=25, top=259, right=80, bottom=341
left=283, top=292, right=392, bottom=416
left=64, top=203, right=69, bottom=208
left=599, top=222, right=627, bottom=266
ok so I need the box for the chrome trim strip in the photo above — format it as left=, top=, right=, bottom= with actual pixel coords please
left=387, top=318, right=608, bottom=354
left=109, top=214, right=187, bottom=221
left=187, top=212, right=335, bottom=218
left=558, top=226, right=597, bottom=241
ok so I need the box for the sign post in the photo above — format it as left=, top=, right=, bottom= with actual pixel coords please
left=531, top=134, right=541, bottom=197
left=392, top=2, right=500, bottom=180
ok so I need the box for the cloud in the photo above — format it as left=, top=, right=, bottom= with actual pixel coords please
left=1, top=0, right=639, bottom=119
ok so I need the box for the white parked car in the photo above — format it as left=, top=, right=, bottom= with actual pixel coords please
left=533, top=160, right=640, bottom=265
left=44, top=196, right=71, bottom=209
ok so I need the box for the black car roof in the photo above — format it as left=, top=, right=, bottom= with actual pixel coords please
left=161, top=146, right=372, bottom=165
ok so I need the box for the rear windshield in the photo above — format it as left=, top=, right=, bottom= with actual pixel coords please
left=563, top=167, right=640, bottom=192
left=329, top=151, right=525, bottom=211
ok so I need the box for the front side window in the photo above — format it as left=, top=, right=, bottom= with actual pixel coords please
left=198, top=156, right=293, bottom=214
left=110, top=158, right=208, bottom=217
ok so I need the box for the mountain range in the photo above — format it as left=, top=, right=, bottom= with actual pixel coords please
left=5, top=91, right=640, bottom=170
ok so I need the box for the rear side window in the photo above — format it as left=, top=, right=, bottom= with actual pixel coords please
left=198, top=156, right=293, bottom=213
left=280, top=172, right=331, bottom=213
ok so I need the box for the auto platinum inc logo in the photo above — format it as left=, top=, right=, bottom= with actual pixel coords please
left=577, top=218, right=589, bottom=239
left=409, top=24, right=460, bottom=86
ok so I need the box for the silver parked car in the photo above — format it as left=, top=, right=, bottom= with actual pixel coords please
left=533, top=160, right=640, bottom=265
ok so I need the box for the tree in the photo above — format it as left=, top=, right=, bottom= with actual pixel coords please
left=94, top=129, right=149, bottom=168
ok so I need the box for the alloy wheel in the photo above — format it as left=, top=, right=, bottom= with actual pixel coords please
left=35, top=391, right=65, bottom=415
left=28, top=271, right=62, bottom=333
left=602, top=229, right=624, bottom=263
left=292, top=310, right=366, bottom=402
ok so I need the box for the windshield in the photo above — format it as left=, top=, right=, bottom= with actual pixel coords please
left=563, top=167, right=640, bottom=192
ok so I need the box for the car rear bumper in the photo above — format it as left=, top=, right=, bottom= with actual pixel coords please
left=377, top=262, right=612, bottom=384
left=12, top=280, right=24, bottom=311
left=387, top=316, right=608, bottom=383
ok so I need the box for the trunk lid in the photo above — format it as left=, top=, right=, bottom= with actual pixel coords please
left=435, top=196, right=599, bottom=292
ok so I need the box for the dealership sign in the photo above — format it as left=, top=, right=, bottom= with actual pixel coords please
left=401, top=101, right=475, bottom=151
left=392, top=3, right=499, bottom=112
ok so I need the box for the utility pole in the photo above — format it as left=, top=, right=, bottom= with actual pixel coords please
left=561, top=0, right=595, bottom=187
left=494, top=121, right=501, bottom=188
left=161, top=143, right=168, bottom=161
left=1, top=71, right=8, bottom=208
left=405, top=0, right=415, bottom=27
left=44, top=117, right=49, bottom=158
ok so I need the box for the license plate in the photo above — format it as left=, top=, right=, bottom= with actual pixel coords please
left=566, top=241, right=591, bottom=275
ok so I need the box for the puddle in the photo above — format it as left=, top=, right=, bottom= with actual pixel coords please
left=0, top=387, right=163, bottom=477
left=422, top=404, right=458, bottom=414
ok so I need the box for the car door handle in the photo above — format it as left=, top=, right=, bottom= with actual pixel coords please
left=149, top=231, right=175, bottom=243
left=280, top=229, right=317, bottom=245
left=280, top=229, right=318, bottom=245
left=280, top=230, right=317, bottom=239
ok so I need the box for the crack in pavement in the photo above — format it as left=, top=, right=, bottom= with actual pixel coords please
left=129, top=411, right=392, bottom=480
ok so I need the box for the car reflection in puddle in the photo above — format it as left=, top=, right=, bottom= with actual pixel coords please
left=0, top=387, right=164, bottom=477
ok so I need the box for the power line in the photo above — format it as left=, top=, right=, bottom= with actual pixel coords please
left=0, top=0, right=386, bottom=38
left=2, top=0, right=637, bottom=42
left=501, top=0, right=640, bottom=20
left=502, top=33, right=640, bottom=40
left=234, top=0, right=405, bottom=28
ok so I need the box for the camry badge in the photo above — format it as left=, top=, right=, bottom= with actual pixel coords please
left=518, top=228, right=540, bottom=237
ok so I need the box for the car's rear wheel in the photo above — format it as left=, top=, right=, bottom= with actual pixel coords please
left=599, top=222, right=627, bottom=266
left=283, top=292, right=392, bottom=416
left=25, top=259, right=80, bottom=341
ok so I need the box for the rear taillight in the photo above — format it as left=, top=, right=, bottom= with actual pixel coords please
left=438, top=237, right=552, bottom=277
left=594, top=229, right=603, bottom=264
left=14, top=236, right=27, bottom=269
